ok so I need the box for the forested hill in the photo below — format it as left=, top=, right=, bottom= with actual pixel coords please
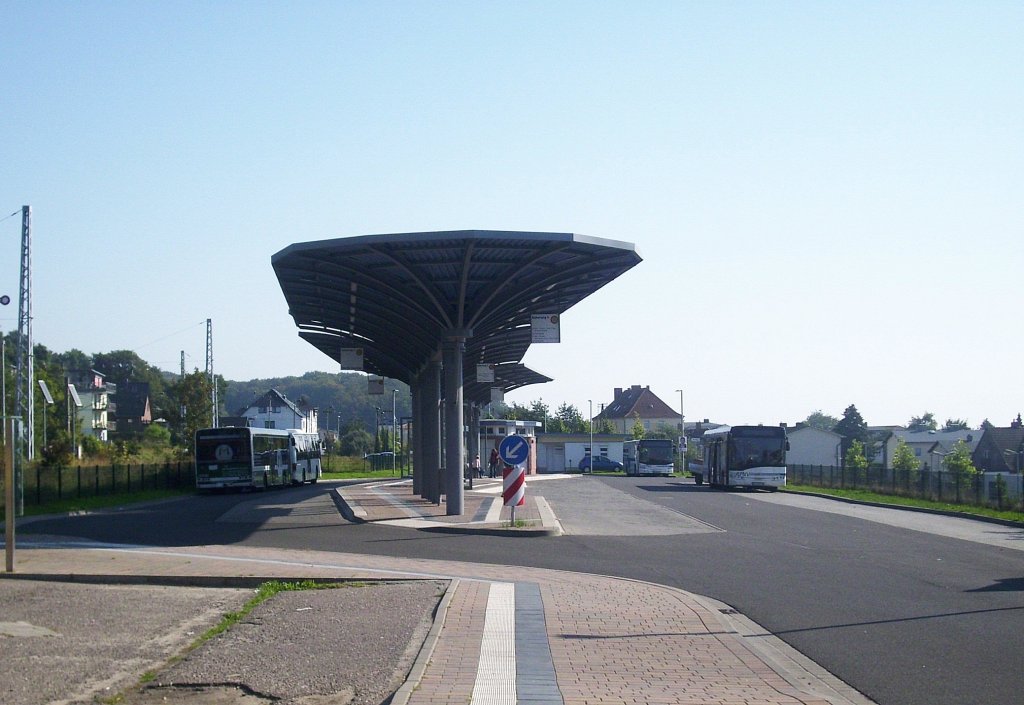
left=223, top=371, right=411, bottom=432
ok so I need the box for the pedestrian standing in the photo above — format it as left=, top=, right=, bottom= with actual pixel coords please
left=472, top=454, right=481, bottom=479
left=488, top=448, right=500, bottom=478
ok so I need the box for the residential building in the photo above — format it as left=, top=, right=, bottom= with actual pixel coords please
left=594, top=385, right=680, bottom=434
left=238, top=389, right=318, bottom=433
left=787, top=426, right=842, bottom=467
left=113, top=381, right=152, bottom=437
left=69, top=369, right=114, bottom=442
left=972, top=416, right=1024, bottom=474
left=884, top=429, right=981, bottom=472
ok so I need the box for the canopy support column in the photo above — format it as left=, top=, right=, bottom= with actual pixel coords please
left=410, top=375, right=422, bottom=497
left=443, top=330, right=470, bottom=515
left=423, top=359, right=442, bottom=504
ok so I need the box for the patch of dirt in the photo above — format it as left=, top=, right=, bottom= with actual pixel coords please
left=128, top=683, right=354, bottom=705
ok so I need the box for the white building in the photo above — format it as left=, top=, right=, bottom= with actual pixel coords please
left=70, top=369, right=112, bottom=443
left=534, top=433, right=628, bottom=473
left=238, top=389, right=318, bottom=434
left=885, top=429, right=980, bottom=472
left=786, top=426, right=842, bottom=467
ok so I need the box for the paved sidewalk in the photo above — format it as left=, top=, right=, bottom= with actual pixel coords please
left=0, top=478, right=876, bottom=705
left=335, top=475, right=562, bottom=535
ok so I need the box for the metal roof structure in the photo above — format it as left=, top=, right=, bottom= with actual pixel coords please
left=272, top=230, right=642, bottom=384
left=463, top=363, right=553, bottom=406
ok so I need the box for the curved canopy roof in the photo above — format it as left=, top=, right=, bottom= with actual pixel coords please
left=273, top=230, right=641, bottom=385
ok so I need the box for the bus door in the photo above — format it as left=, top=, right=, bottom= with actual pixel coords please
left=272, top=448, right=290, bottom=485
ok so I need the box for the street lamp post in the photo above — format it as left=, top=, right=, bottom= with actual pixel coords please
left=392, top=389, right=398, bottom=475
left=675, top=388, right=684, bottom=474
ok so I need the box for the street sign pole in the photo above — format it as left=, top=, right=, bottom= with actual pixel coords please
left=498, top=435, right=529, bottom=525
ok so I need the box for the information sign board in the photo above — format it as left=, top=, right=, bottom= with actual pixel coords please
left=530, top=314, right=560, bottom=343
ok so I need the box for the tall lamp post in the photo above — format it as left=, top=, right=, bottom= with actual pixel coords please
left=675, top=388, right=685, bottom=470
left=392, top=388, right=398, bottom=475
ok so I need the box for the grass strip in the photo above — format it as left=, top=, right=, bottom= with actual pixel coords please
left=784, top=484, right=1024, bottom=524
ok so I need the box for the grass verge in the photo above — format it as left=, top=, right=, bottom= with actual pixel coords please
left=784, top=484, right=1024, bottom=524
left=2, top=488, right=192, bottom=521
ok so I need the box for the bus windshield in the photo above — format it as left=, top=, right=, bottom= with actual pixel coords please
left=729, top=437, right=785, bottom=470
left=196, top=433, right=250, bottom=464
left=640, top=441, right=674, bottom=466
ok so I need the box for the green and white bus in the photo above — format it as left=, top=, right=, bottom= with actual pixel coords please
left=195, top=426, right=322, bottom=491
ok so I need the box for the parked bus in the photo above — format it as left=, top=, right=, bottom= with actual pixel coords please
left=622, top=438, right=676, bottom=476
left=194, top=426, right=322, bottom=491
left=696, top=425, right=788, bottom=490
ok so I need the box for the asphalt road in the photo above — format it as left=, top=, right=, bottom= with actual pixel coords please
left=20, top=476, right=1024, bottom=705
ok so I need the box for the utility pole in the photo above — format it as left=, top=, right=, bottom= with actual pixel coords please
left=180, top=350, right=185, bottom=379
left=14, top=206, right=33, bottom=465
left=205, top=319, right=217, bottom=428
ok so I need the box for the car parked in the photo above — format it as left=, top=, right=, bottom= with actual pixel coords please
left=578, top=455, right=624, bottom=473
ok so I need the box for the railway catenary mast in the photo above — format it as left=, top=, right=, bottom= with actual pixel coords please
left=14, top=206, right=33, bottom=465
left=205, top=318, right=217, bottom=428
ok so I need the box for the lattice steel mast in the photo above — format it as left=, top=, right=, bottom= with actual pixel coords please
left=205, top=319, right=217, bottom=428
left=14, top=206, right=33, bottom=462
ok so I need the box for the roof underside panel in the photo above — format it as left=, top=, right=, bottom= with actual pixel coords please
left=273, top=230, right=641, bottom=385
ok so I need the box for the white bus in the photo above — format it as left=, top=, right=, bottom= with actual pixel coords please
left=195, top=426, right=322, bottom=491
left=622, top=438, right=676, bottom=477
left=696, top=425, right=788, bottom=490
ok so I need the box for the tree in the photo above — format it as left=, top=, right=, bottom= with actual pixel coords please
left=942, top=418, right=969, bottom=431
left=892, top=439, right=920, bottom=482
left=596, top=418, right=617, bottom=435
left=166, top=370, right=213, bottom=448
left=804, top=410, right=839, bottom=432
left=630, top=413, right=645, bottom=440
left=845, top=439, right=868, bottom=472
left=834, top=404, right=867, bottom=441
left=546, top=415, right=568, bottom=434
left=907, top=412, right=937, bottom=432
left=834, top=404, right=867, bottom=463
left=142, top=423, right=172, bottom=447
left=943, top=440, right=977, bottom=480
left=80, top=435, right=103, bottom=458
left=528, top=400, right=550, bottom=429
left=339, top=427, right=373, bottom=456
left=646, top=422, right=678, bottom=440
left=554, top=403, right=587, bottom=434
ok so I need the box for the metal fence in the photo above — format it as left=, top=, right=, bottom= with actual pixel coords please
left=363, top=451, right=398, bottom=473
left=788, top=464, right=1024, bottom=513
left=3, top=462, right=192, bottom=509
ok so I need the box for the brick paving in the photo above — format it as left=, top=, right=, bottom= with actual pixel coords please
left=4, top=478, right=874, bottom=705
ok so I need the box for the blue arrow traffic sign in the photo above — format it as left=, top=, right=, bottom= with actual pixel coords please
left=498, top=435, right=530, bottom=466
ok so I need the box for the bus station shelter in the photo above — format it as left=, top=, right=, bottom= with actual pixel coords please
left=272, top=230, right=641, bottom=515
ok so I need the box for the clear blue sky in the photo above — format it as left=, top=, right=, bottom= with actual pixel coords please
left=2, top=1, right=1021, bottom=428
